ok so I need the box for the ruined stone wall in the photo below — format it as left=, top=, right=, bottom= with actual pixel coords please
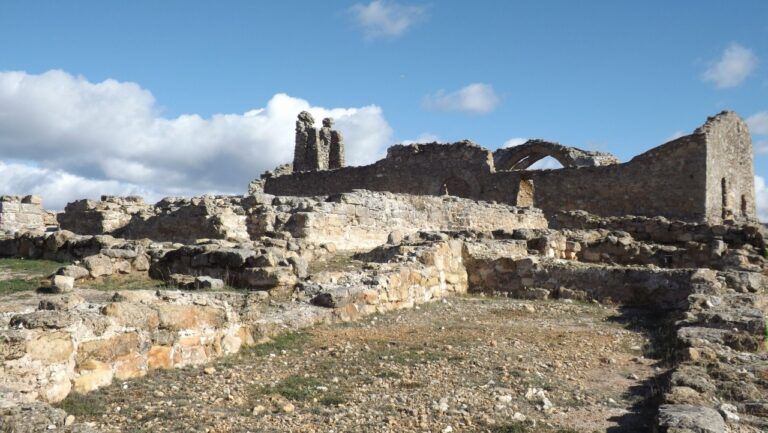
left=266, top=112, right=752, bottom=224
left=119, top=196, right=249, bottom=244
left=57, top=196, right=150, bottom=236
left=250, top=190, right=547, bottom=251
left=0, top=195, right=47, bottom=235
left=701, top=111, right=756, bottom=223
left=266, top=141, right=493, bottom=199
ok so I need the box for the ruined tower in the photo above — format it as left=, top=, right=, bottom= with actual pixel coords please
left=293, top=112, right=345, bottom=172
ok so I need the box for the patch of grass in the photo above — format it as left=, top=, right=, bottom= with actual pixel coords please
left=491, top=423, right=528, bottom=433
left=0, top=258, right=65, bottom=274
left=0, top=278, right=42, bottom=295
left=79, top=274, right=167, bottom=291
left=55, top=392, right=106, bottom=417
left=271, top=375, right=322, bottom=401
left=243, top=331, right=311, bottom=358
left=374, top=370, right=402, bottom=379
left=318, top=391, right=346, bottom=406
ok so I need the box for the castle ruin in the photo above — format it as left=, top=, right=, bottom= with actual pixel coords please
left=292, top=111, right=345, bottom=172
left=1, top=111, right=766, bottom=432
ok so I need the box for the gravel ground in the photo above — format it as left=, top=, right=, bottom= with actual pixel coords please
left=59, top=296, right=664, bottom=433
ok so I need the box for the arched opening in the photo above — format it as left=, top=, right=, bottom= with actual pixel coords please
left=528, top=156, right=564, bottom=170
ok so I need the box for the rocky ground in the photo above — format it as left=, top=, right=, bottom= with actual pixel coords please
left=55, top=297, right=663, bottom=433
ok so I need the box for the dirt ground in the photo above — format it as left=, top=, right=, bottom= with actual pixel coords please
left=58, top=296, right=665, bottom=433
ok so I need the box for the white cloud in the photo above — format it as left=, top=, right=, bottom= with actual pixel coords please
left=400, top=133, right=440, bottom=145
left=423, top=83, right=500, bottom=114
left=665, top=131, right=686, bottom=142
left=755, top=140, right=768, bottom=155
left=349, top=0, right=427, bottom=39
left=702, top=43, right=758, bottom=88
left=747, top=111, right=768, bottom=135
left=0, top=161, right=163, bottom=210
left=503, top=138, right=527, bottom=148
left=0, top=70, right=393, bottom=209
left=754, top=175, right=768, bottom=222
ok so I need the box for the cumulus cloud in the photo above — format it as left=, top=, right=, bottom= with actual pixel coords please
left=0, top=70, right=393, bottom=209
left=349, top=0, right=427, bottom=39
left=755, top=175, right=768, bottom=222
left=423, top=83, right=500, bottom=114
left=400, top=133, right=441, bottom=145
left=747, top=111, right=768, bottom=135
left=503, top=138, right=527, bottom=148
left=702, top=43, right=758, bottom=88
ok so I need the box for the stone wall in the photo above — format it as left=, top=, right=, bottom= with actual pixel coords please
left=57, top=196, right=151, bottom=236
left=264, top=112, right=756, bottom=224
left=0, top=195, right=47, bottom=235
left=57, top=196, right=249, bottom=244
left=249, top=190, right=547, bottom=251
left=0, top=239, right=467, bottom=406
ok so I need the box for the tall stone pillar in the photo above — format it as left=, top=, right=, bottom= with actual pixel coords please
left=293, top=111, right=318, bottom=172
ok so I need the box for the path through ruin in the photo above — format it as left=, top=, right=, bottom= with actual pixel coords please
left=59, top=297, right=662, bottom=433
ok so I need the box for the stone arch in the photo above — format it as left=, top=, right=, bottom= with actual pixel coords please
left=493, top=140, right=619, bottom=171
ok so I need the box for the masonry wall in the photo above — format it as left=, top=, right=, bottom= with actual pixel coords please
left=264, top=112, right=752, bottom=224
left=701, top=112, right=756, bottom=223
left=498, top=135, right=709, bottom=221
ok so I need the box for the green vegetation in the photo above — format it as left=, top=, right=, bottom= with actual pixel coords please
left=79, top=274, right=167, bottom=291
left=55, top=392, right=106, bottom=417
left=0, top=278, right=42, bottom=295
left=0, top=258, right=66, bottom=296
left=250, top=374, right=346, bottom=406
left=0, top=258, right=65, bottom=274
left=242, top=331, right=311, bottom=358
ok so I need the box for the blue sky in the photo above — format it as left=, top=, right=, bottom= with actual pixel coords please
left=0, top=1, right=767, bottom=212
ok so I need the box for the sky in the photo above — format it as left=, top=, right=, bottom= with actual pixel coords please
left=0, top=0, right=767, bottom=217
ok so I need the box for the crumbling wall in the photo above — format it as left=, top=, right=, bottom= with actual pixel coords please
left=249, top=190, right=547, bottom=251
left=700, top=111, right=756, bottom=223
left=119, top=196, right=249, bottom=244
left=0, top=195, right=47, bottom=235
left=266, top=112, right=753, bottom=224
left=57, top=196, right=150, bottom=235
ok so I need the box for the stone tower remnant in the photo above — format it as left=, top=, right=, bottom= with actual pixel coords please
left=293, top=112, right=345, bottom=172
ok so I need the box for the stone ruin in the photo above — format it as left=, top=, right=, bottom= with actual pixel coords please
left=292, top=111, right=345, bottom=172
left=0, top=111, right=767, bottom=432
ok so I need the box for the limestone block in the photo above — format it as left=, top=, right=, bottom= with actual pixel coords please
left=156, top=304, right=226, bottom=331
left=73, top=360, right=113, bottom=393
left=26, top=331, right=74, bottom=363
left=50, top=275, right=74, bottom=293
left=83, top=254, right=113, bottom=278
left=147, top=345, right=173, bottom=369
left=101, top=302, right=160, bottom=331
left=113, top=351, right=146, bottom=380
left=76, top=333, right=142, bottom=365
left=57, top=265, right=89, bottom=280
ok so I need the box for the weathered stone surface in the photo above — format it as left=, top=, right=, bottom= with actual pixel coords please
left=57, top=264, right=90, bottom=280
left=83, top=254, right=113, bottom=278
left=26, top=331, right=74, bottom=363
left=656, top=404, right=726, bottom=433
left=266, top=112, right=757, bottom=224
left=51, top=274, right=75, bottom=293
left=76, top=332, right=142, bottom=365
left=155, top=304, right=226, bottom=331
left=102, top=301, right=160, bottom=330
left=0, top=195, right=47, bottom=235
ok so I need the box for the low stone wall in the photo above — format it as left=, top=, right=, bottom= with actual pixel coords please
left=0, top=239, right=467, bottom=407
left=57, top=196, right=150, bottom=236
left=249, top=190, right=547, bottom=251
left=57, top=195, right=249, bottom=244
left=0, top=195, right=47, bottom=235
